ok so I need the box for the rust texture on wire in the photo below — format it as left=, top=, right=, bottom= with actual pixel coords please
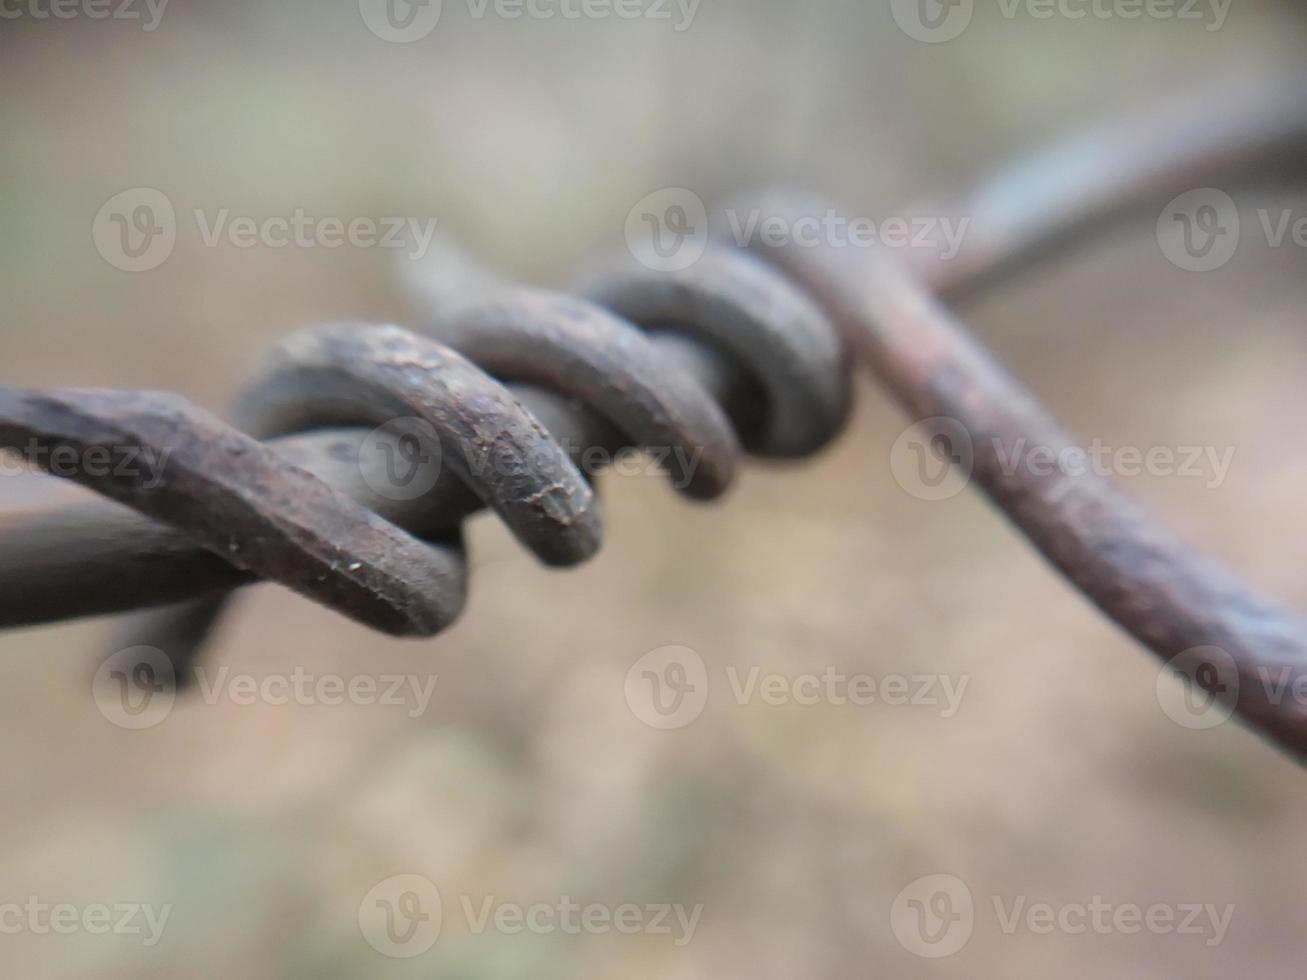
left=2, top=79, right=1306, bottom=760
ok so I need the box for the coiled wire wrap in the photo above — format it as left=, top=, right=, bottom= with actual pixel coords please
left=0, top=243, right=853, bottom=671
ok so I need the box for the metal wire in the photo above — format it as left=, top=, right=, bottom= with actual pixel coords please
left=3, top=78, right=1307, bottom=759
left=0, top=245, right=853, bottom=634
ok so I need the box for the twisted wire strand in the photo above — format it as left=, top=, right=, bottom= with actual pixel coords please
left=735, top=78, right=1307, bottom=761
left=0, top=243, right=852, bottom=644
left=2, top=78, right=1307, bottom=758
left=0, top=387, right=470, bottom=635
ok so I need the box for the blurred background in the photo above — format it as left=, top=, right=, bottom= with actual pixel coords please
left=3, top=1, right=1307, bottom=976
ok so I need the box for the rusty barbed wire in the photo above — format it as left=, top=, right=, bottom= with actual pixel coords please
left=2, top=77, right=1307, bottom=759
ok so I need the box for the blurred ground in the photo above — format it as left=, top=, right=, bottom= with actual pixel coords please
left=3, top=1, right=1307, bottom=977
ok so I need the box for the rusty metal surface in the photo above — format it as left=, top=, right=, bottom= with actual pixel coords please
left=419, top=288, right=741, bottom=499
left=2, top=82, right=1307, bottom=759
left=0, top=388, right=468, bottom=635
left=237, top=322, right=603, bottom=566
left=0, top=246, right=852, bottom=635
left=579, top=247, right=852, bottom=458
